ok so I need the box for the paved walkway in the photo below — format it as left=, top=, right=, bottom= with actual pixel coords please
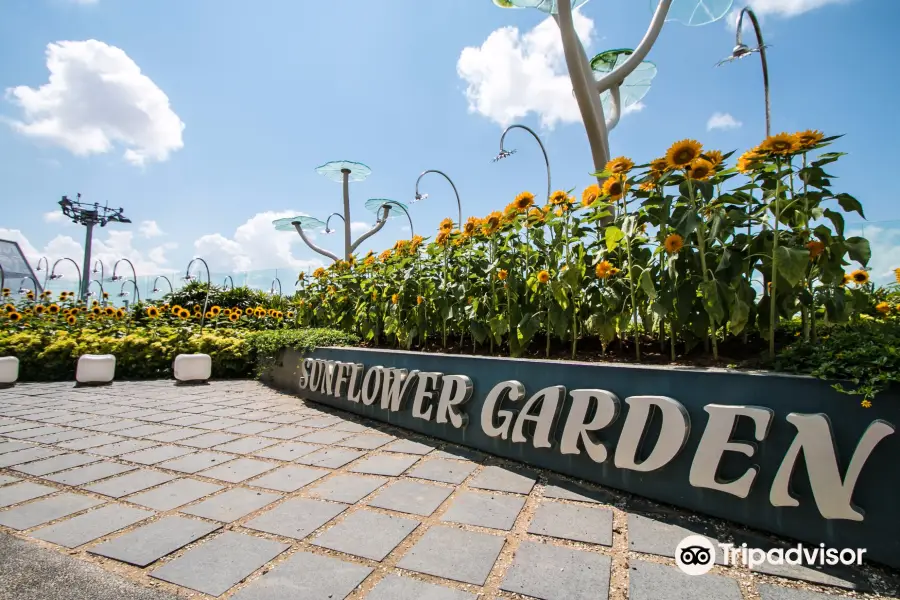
left=0, top=381, right=896, bottom=600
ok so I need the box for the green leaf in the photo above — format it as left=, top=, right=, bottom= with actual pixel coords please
left=470, top=321, right=488, bottom=344
left=835, top=193, right=865, bottom=218
left=517, top=312, right=542, bottom=347
left=729, top=298, right=749, bottom=335
left=549, top=303, right=569, bottom=338
left=774, top=246, right=809, bottom=286
left=698, top=280, right=724, bottom=325
left=823, top=209, right=845, bottom=237
left=845, top=236, right=871, bottom=267
left=639, top=270, right=657, bottom=300
left=605, top=226, right=624, bottom=252
left=674, top=209, right=700, bottom=238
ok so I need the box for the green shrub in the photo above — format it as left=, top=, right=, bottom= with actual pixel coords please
left=247, top=328, right=359, bottom=375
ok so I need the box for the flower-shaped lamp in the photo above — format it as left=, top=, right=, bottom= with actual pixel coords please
left=654, top=0, right=733, bottom=26
left=492, top=0, right=591, bottom=14
left=315, top=160, right=372, bottom=183
left=590, top=49, right=657, bottom=117
left=365, top=199, right=408, bottom=220
left=272, top=216, right=327, bottom=232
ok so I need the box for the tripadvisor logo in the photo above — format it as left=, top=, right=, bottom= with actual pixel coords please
left=675, top=535, right=867, bottom=576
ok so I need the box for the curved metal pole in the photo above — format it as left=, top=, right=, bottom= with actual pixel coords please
left=185, top=258, right=212, bottom=331
left=111, top=258, right=138, bottom=285
left=378, top=202, right=414, bottom=237
left=294, top=224, right=340, bottom=263
left=35, top=257, right=49, bottom=290
left=325, top=212, right=346, bottom=234
left=499, top=124, right=552, bottom=202
left=606, top=85, right=622, bottom=131
left=341, top=169, right=352, bottom=260
left=152, top=275, right=174, bottom=296
left=117, top=279, right=140, bottom=305
left=88, top=279, right=106, bottom=303
left=91, top=260, right=105, bottom=284
left=736, top=7, right=771, bottom=137
left=592, top=0, right=672, bottom=93
left=270, top=278, right=283, bottom=297
left=349, top=210, right=392, bottom=254
left=49, top=258, right=83, bottom=294
left=0, top=264, right=4, bottom=296
left=222, top=275, right=234, bottom=291
left=415, top=170, right=463, bottom=228
left=18, top=275, right=38, bottom=297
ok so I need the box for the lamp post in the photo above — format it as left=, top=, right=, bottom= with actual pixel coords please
left=494, top=124, right=551, bottom=203
left=270, top=278, right=283, bottom=297
left=87, top=279, right=106, bottom=304
left=184, top=258, right=212, bottom=331
left=223, top=275, right=235, bottom=291
left=57, top=194, right=131, bottom=301
left=92, top=260, right=105, bottom=285
left=717, top=7, right=771, bottom=137
left=49, top=258, right=83, bottom=297
left=34, top=257, right=49, bottom=289
left=324, top=213, right=345, bottom=235
left=414, top=170, right=463, bottom=229
left=152, top=276, right=174, bottom=297
left=18, top=275, right=38, bottom=297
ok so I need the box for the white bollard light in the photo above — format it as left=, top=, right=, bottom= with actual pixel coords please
left=174, top=354, right=212, bottom=382
left=76, top=354, right=116, bottom=384
left=0, top=357, right=19, bottom=385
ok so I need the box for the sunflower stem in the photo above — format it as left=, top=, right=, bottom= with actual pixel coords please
left=769, top=158, right=783, bottom=361
left=685, top=175, right=718, bottom=361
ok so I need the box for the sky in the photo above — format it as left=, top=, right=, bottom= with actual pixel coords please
left=1, top=0, right=898, bottom=293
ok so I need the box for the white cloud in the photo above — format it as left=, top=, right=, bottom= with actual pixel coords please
left=5, top=40, right=184, bottom=166
left=623, top=102, right=645, bottom=117
left=730, top=0, right=850, bottom=29
left=350, top=221, right=371, bottom=234
left=193, top=211, right=325, bottom=273
left=148, top=242, right=177, bottom=265
left=457, top=12, right=600, bottom=129
left=707, top=112, right=742, bottom=131
left=138, top=220, right=164, bottom=238
left=43, top=211, right=67, bottom=224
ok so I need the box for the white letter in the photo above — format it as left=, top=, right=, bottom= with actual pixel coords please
left=481, top=381, right=525, bottom=440
left=614, top=396, right=690, bottom=472
left=346, top=363, right=364, bottom=403
left=308, top=360, right=322, bottom=392
left=380, top=368, right=420, bottom=412
left=769, top=415, right=895, bottom=520
left=332, top=363, right=349, bottom=398
left=411, top=372, right=442, bottom=421
left=436, top=375, right=473, bottom=429
left=298, top=358, right=312, bottom=390
left=689, top=405, right=773, bottom=498
left=361, top=366, right=384, bottom=406
left=511, top=386, right=565, bottom=449
left=320, top=361, right=337, bottom=395
left=560, top=389, right=620, bottom=463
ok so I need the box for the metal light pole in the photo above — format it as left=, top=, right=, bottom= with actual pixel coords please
left=717, top=7, right=771, bottom=137
left=152, top=276, right=174, bottom=297
left=57, top=194, right=131, bottom=302
left=49, top=258, right=83, bottom=298
left=34, top=257, right=49, bottom=290
left=414, top=170, right=463, bottom=229
left=494, top=124, right=551, bottom=203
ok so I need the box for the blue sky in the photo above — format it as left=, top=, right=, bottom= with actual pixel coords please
left=1, top=0, right=898, bottom=292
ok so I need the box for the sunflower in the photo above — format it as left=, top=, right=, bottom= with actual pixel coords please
left=875, top=302, right=891, bottom=316
left=287, top=311, right=294, bottom=318
left=463, top=216, right=481, bottom=237
left=666, top=139, right=703, bottom=170
left=549, top=190, right=571, bottom=206
left=705, top=150, right=724, bottom=168
left=115, top=309, right=126, bottom=319
left=210, top=306, right=221, bottom=316
left=8, top=312, right=21, bottom=322
left=233, top=308, right=242, bottom=316
left=276, top=311, right=284, bottom=319
left=146, top=306, right=160, bottom=319
left=391, top=294, right=399, bottom=305
left=606, top=156, right=634, bottom=175
left=894, top=267, right=900, bottom=285
left=850, top=269, right=870, bottom=285
left=66, top=315, right=77, bottom=325
left=796, top=129, right=824, bottom=149
left=639, top=181, right=655, bottom=192
left=649, top=158, right=668, bottom=175
left=229, top=312, right=239, bottom=322
left=394, top=240, right=410, bottom=254
left=664, top=233, right=684, bottom=254
left=736, top=148, right=763, bottom=173
left=3, top=303, right=14, bottom=313
left=537, top=270, right=550, bottom=284
left=364, top=254, right=377, bottom=266
left=439, top=217, right=454, bottom=232
left=297, top=271, right=306, bottom=281
left=313, top=267, right=327, bottom=279
left=48, top=304, right=60, bottom=314
left=686, top=158, right=714, bottom=180
left=497, top=269, right=508, bottom=281
left=575, top=184, right=599, bottom=208
left=26, top=292, right=34, bottom=300
left=841, top=273, right=852, bottom=286
left=806, top=240, right=825, bottom=259
left=482, top=211, right=503, bottom=235
left=179, top=309, right=190, bottom=319
left=514, top=191, right=535, bottom=211
left=595, top=261, right=614, bottom=279
left=760, top=132, right=799, bottom=156
left=1, top=288, right=9, bottom=297
left=411, top=235, right=425, bottom=250
left=102, top=292, right=109, bottom=299
left=379, top=250, right=392, bottom=262
left=602, top=176, right=629, bottom=201
left=861, top=400, right=873, bottom=408
left=267, top=308, right=276, bottom=317
left=91, top=306, right=102, bottom=315
left=416, top=296, right=424, bottom=305
left=526, top=207, right=545, bottom=227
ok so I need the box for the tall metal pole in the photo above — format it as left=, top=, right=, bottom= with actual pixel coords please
left=81, top=220, right=94, bottom=303
left=497, top=124, right=552, bottom=203
left=342, top=169, right=352, bottom=260
left=736, top=8, right=771, bottom=137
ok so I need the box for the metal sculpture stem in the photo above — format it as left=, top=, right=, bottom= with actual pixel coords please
left=50, top=258, right=83, bottom=295
left=342, top=170, right=352, bottom=260
left=119, top=279, right=140, bottom=305
left=0, top=264, right=4, bottom=296
left=185, top=258, right=212, bottom=332
left=736, top=7, right=771, bottom=137
left=592, top=0, right=671, bottom=93
left=606, top=85, right=622, bottom=131
left=223, top=275, right=235, bottom=291
left=416, top=170, right=463, bottom=227
left=500, top=125, right=551, bottom=202
left=89, top=279, right=106, bottom=303
left=326, top=212, right=345, bottom=234
left=350, top=210, right=392, bottom=253
left=270, top=278, right=283, bottom=297
left=92, top=260, right=105, bottom=285
left=112, top=259, right=138, bottom=287
left=153, top=275, right=174, bottom=296
left=18, top=275, right=38, bottom=296
left=35, top=257, right=49, bottom=290
left=294, top=224, right=340, bottom=263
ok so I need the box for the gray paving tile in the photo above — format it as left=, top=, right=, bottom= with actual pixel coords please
left=752, top=557, right=861, bottom=589
left=757, top=585, right=855, bottom=600
left=114, top=408, right=165, bottom=419
left=430, top=446, right=484, bottom=462
left=12, top=453, right=100, bottom=476
left=90, top=439, right=159, bottom=457
left=0, top=481, right=58, bottom=508
left=120, top=445, right=195, bottom=465
left=58, top=434, right=125, bottom=450
left=247, top=465, right=330, bottom=492
left=145, top=427, right=207, bottom=442
left=226, top=421, right=280, bottom=435
left=408, top=458, right=477, bottom=484
left=266, top=413, right=308, bottom=424
left=253, top=441, right=320, bottom=461
left=382, top=439, right=435, bottom=455
left=158, top=451, right=237, bottom=473
left=0, top=492, right=104, bottom=530
left=366, top=574, right=476, bottom=600
left=177, top=431, right=239, bottom=448
left=542, top=477, right=610, bottom=504
left=298, top=416, right=345, bottom=429
left=256, top=425, right=312, bottom=439
left=3, top=425, right=67, bottom=439
left=236, top=410, right=280, bottom=421
left=244, top=497, right=346, bottom=539
left=334, top=433, right=394, bottom=450
left=628, top=513, right=724, bottom=563
left=308, top=474, right=388, bottom=503
left=469, top=465, right=536, bottom=495
left=150, top=531, right=289, bottom=596
left=0, top=475, right=20, bottom=486
left=397, top=525, right=505, bottom=585
left=629, top=559, right=741, bottom=600
left=297, top=430, right=352, bottom=444
left=160, top=414, right=218, bottom=427
left=295, top=447, right=365, bottom=468
left=330, top=421, right=375, bottom=433
left=87, top=419, right=143, bottom=433
left=501, top=541, right=611, bottom=600
left=313, top=509, right=419, bottom=560
left=213, top=437, right=278, bottom=455
left=193, top=417, right=247, bottom=430
left=440, top=490, right=525, bottom=531
left=117, top=424, right=176, bottom=438
left=230, top=550, right=372, bottom=600
left=31, top=504, right=154, bottom=548
left=90, top=515, right=221, bottom=567
left=203, top=407, right=249, bottom=418
left=0, top=422, right=43, bottom=434
left=198, top=458, right=277, bottom=483
left=181, top=488, right=282, bottom=522
left=528, top=501, right=613, bottom=545
left=127, top=478, right=223, bottom=510
left=367, top=479, right=453, bottom=516
left=350, top=454, right=419, bottom=476
left=0, top=446, right=64, bottom=468
left=0, top=440, right=34, bottom=454
left=29, top=430, right=94, bottom=444
left=82, top=469, right=178, bottom=498
left=44, top=461, right=136, bottom=486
